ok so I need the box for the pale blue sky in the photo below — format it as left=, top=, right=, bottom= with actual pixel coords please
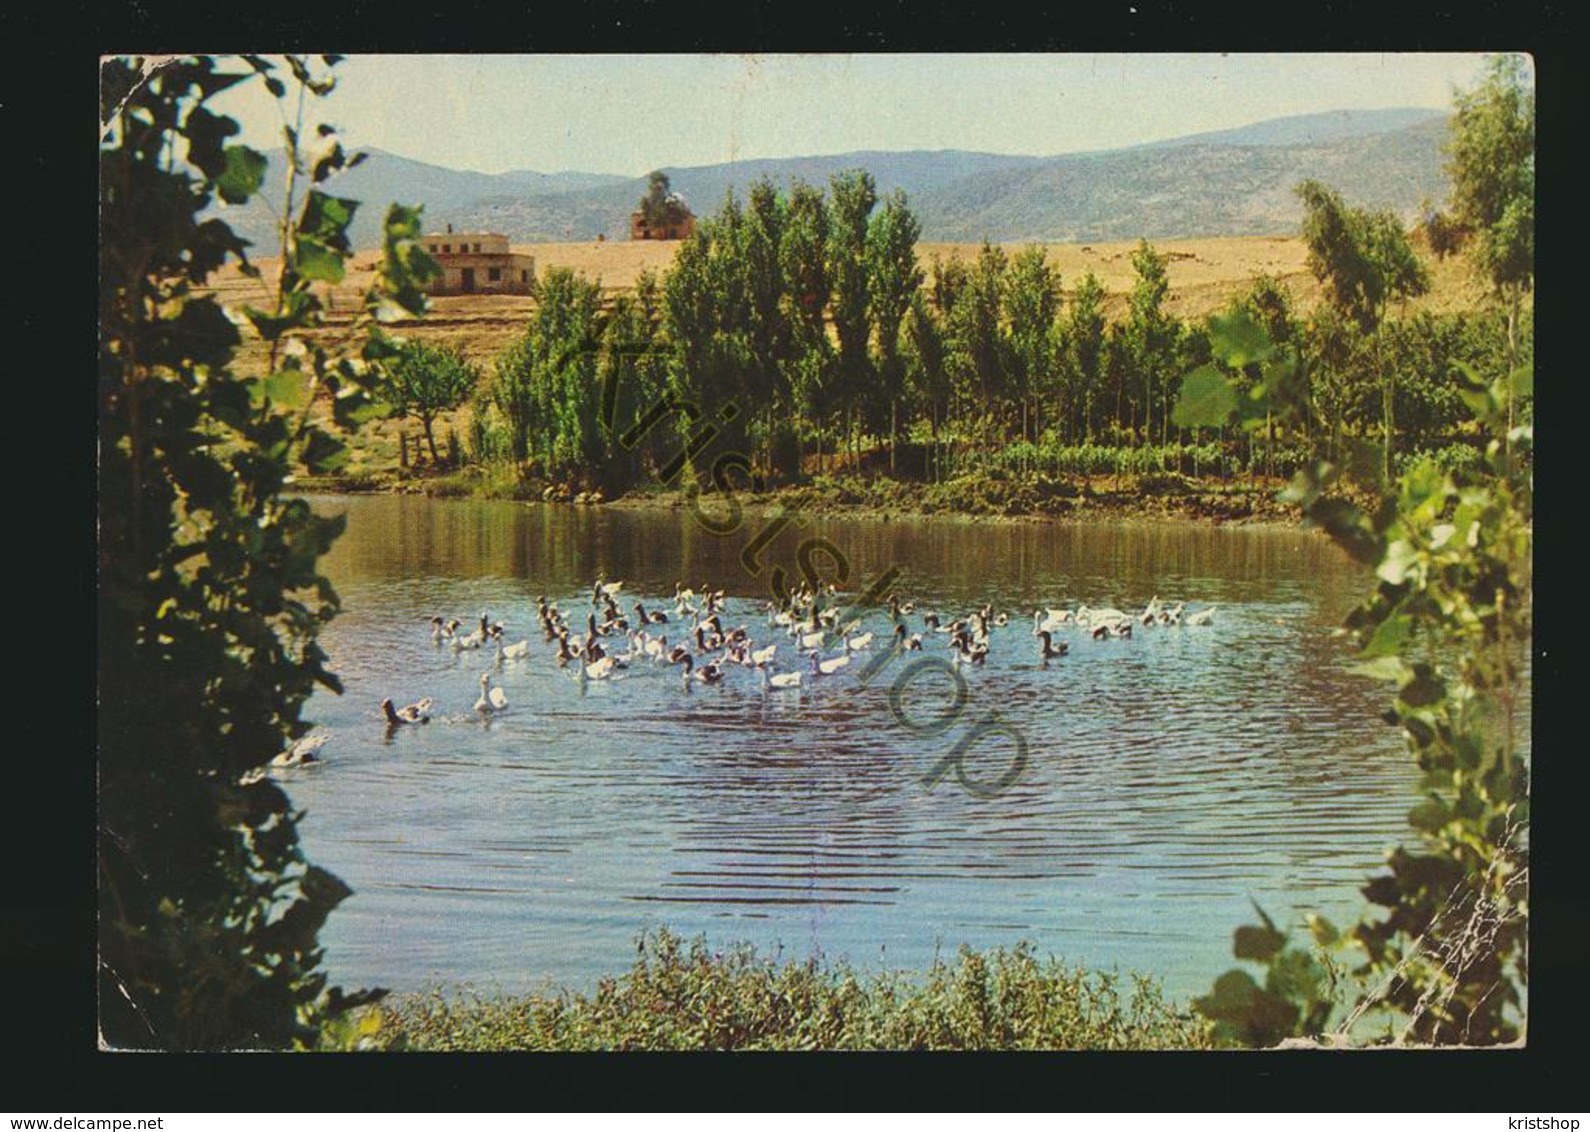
left=203, top=53, right=1514, bottom=176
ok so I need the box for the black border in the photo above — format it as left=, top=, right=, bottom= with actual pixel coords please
left=19, top=0, right=1581, bottom=1111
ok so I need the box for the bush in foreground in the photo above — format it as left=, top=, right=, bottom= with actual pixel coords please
left=373, top=929, right=1212, bottom=1051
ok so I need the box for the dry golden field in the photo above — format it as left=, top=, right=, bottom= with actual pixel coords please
left=208, top=234, right=1493, bottom=372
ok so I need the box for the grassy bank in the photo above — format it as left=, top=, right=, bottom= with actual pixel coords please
left=366, top=929, right=1213, bottom=1051
left=294, top=464, right=1320, bottom=526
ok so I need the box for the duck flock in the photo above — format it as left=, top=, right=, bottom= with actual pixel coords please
left=247, top=576, right=1216, bottom=779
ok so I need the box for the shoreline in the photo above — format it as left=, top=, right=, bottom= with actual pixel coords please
left=295, top=468, right=1321, bottom=531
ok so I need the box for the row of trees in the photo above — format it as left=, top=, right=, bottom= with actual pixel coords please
left=398, top=169, right=1524, bottom=495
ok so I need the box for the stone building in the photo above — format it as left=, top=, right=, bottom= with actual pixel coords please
left=420, top=231, right=536, bottom=295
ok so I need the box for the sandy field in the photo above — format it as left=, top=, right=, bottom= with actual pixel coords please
left=206, top=234, right=1492, bottom=370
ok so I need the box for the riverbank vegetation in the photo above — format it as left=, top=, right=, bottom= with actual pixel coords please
left=368, top=930, right=1212, bottom=1051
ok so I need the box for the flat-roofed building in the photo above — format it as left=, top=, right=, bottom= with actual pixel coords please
left=419, top=231, right=536, bottom=295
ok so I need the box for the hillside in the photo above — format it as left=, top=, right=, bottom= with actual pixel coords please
left=914, top=118, right=1451, bottom=243
left=207, top=108, right=1453, bottom=252
left=213, top=148, right=632, bottom=252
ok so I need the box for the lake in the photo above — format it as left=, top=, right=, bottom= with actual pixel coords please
left=284, top=493, right=1421, bottom=1006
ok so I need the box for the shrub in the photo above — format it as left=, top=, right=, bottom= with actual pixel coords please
left=378, top=929, right=1211, bottom=1051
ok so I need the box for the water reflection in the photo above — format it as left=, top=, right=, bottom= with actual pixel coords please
left=288, top=494, right=1425, bottom=1002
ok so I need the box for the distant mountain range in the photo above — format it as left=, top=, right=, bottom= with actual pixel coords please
left=210, top=107, right=1452, bottom=251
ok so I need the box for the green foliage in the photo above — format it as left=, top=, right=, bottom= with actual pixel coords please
left=866, top=188, right=924, bottom=439
left=638, top=170, right=691, bottom=229
left=379, top=929, right=1211, bottom=1051
left=827, top=168, right=880, bottom=449
left=454, top=164, right=1517, bottom=505
left=1122, top=241, right=1184, bottom=447
left=1445, top=53, right=1534, bottom=452
left=1297, top=180, right=1428, bottom=335
left=98, top=54, right=429, bottom=1049
left=1059, top=271, right=1108, bottom=443
left=491, top=267, right=609, bottom=481
left=382, top=341, right=480, bottom=464
left=742, top=177, right=792, bottom=441
left=944, top=241, right=1010, bottom=435
left=1446, top=54, right=1535, bottom=294
left=1194, top=905, right=1341, bottom=1047
left=1296, top=179, right=1430, bottom=482
left=1176, top=311, right=1531, bottom=1047
left=1002, top=245, right=1063, bottom=442
left=1173, top=366, right=1240, bottom=429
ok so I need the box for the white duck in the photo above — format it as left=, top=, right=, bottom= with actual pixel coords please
left=1186, top=605, right=1217, bottom=627
left=241, top=731, right=332, bottom=783
left=809, top=651, right=851, bottom=677
left=274, top=731, right=331, bottom=767
left=797, top=628, right=828, bottom=651
left=497, top=636, right=531, bottom=660
left=1077, top=604, right=1128, bottom=627
left=1034, top=609, right=1071, bottom=635
left=759, top=665, right=803, bottom=691
left=474, top=672, right=508, bottom=714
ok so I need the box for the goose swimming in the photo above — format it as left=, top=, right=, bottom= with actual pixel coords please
left=809, top=651, right=851, bottom=676
left=497, top=636, right=531, bottom=660
left=239, top=731, right=332, bottom=784
left=382, top=697, right=433, bottom=725
left=759, top=665, right=803, bottom=690
left=274, top=731, right=331, bottom=767
left=474, top=672, right=508, bottom=714
left=678, top=653, right=724, bottom=685
left=892, top=624, right=923, bottom=651
left=1036, top=630, right=1069, bottom=660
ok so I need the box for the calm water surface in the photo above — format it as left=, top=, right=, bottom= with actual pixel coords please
left=287, top=493, right=1422, bottom=1004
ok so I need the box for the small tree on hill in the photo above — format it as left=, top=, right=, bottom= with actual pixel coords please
left=383, top=341, right=480, bottom=465
left=640, top=170, right=689, bottom=230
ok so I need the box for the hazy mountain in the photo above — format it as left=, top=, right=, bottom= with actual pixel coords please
left=210, top=148, right=631, bottom=252
left=914, top=116, right=1454, bottom=243
left=208, top=108, right=1454, bottom=251
left=1130, top=106, right=1446, bottom=150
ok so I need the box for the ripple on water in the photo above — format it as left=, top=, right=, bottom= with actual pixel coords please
left=286, top=497, right=1431, bottom=1002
